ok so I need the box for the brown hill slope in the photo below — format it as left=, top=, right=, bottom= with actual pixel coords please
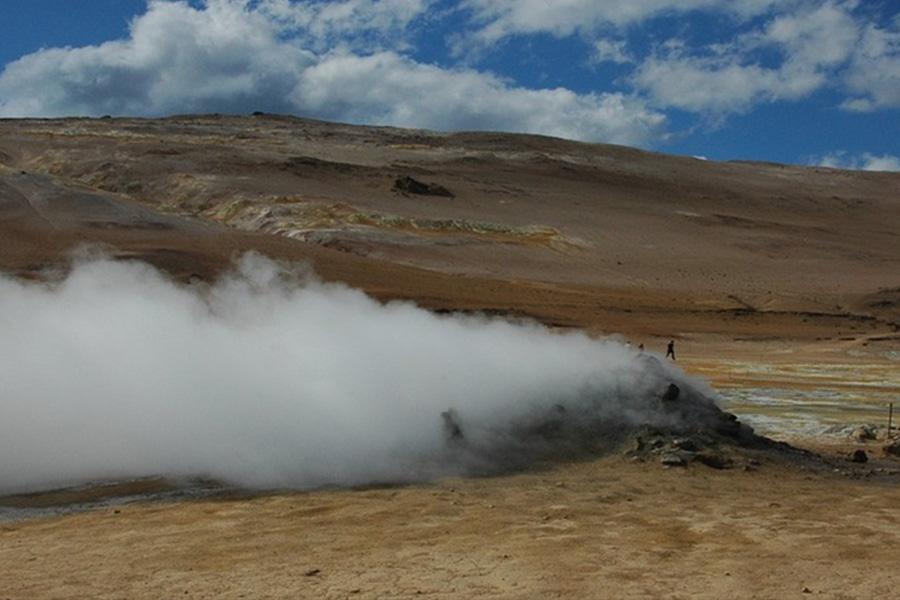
left=1, top=114, right=898, bottom=344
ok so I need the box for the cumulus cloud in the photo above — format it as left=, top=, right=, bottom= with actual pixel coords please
left=842, top=18, right=900, bottom=111
left=459, top=0, right=788, bottom=45
left=460, top=0, right=898, bottom=119
left=631, top=1, right=861, bottom=114
left=592, top=39, right=633, bottom=65
left=759, top=0, right=859, bottom=66
left=256, top=0, right=432, bottom=51
left=0, top=0, right=664, bottom=145
left=814, top=151, right=900, bottom=172
left=0, top=253, right=701, bottom=494
left=0, top=0, right=314, bottom=117
left=632, top=56, right=783, bottom=114
left=294, top=51, right=664, bottom=144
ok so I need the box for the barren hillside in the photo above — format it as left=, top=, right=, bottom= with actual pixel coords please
left=1, top=115, right=898, bottom=347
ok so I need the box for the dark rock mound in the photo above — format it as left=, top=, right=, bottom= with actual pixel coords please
left=436, top=355, right=783, bottom=475
left=393, top=176, right=454, bottom=198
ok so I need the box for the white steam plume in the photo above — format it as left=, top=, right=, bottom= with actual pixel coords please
left=0, top=253, right=707, bottom=494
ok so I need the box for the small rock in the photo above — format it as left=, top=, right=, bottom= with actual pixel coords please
left=672, top=438, right=698, bottom=451
left=695, top=451, right=733, bottom=470
left=851, top=425, right=877, bottom=442
left=660, top=452, right=687, bottom=467
left=849, top=449, right=868, bottom=463
left=884, top=439, right=900, bottom=457
left=304, top=569, right=321, bottom=577
left=802, top=587, right=812, bottom=594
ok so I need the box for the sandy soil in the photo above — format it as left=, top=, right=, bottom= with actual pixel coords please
left=1, top=115, right=899, bottom=599
left=2, top=455, right=900, bottom=600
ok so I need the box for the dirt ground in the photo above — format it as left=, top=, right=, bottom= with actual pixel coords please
left=1, top=115, right=899, bottom=599
left=2, top=453, right=900, bottom=600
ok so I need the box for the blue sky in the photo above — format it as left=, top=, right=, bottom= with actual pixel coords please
left=1, top=0, right=898, bottom=169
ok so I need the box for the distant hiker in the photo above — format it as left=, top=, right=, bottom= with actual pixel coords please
left=666, top=340, right=676, bottom=360
left=638, top=343, right=644, bottom=352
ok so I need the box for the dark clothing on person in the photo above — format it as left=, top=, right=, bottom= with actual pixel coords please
left=666, top=340, right=676, bottom=360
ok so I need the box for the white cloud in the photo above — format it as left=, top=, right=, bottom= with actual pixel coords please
left=257, top=0, right=432, bottom=51
left=460, top=0, right=897, bottom=119
left=631, top=1, right=861, bottom=114
left=0, top=0, right=314, bottom=117
left=814, top=151, right=900, bottom=172
left=0, top=0, right=665, bottom=145
left=293, top=51, right=664, bottom=144
left=632, top=56, right=784, bottom=114
left=842, top=19, right=900, bottom=111
left=861, top=154, right=900, bottom=171
left=459, top=0, right=788, bottom=45
left=592, top=39, right=633, bottom=65
left=759, top=0, right=859, bottom=67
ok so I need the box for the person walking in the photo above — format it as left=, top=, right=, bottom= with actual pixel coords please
left=666, top=339, right=676, bottom=360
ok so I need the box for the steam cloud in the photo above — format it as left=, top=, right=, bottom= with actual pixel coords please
left=0, top=254, right=705, bottom=494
